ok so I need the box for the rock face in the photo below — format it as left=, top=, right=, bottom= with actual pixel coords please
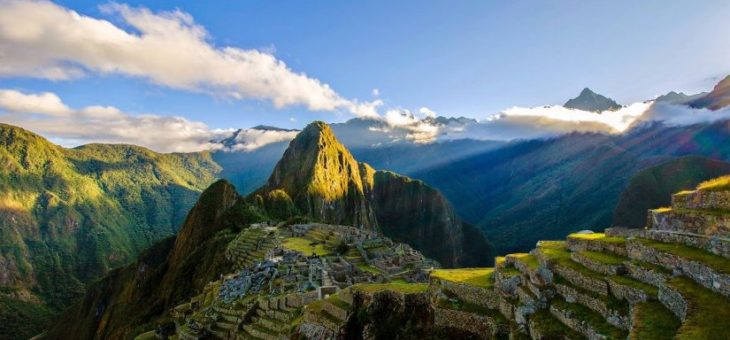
left=564, top=87, right=622, bottom=112
left=255, top=121, right=493, bottom=267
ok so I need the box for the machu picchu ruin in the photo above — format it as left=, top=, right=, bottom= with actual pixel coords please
left=130, top=176, right=730, bottom=340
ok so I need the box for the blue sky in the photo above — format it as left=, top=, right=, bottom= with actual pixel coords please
left=0, top=0, right=729, bottom=150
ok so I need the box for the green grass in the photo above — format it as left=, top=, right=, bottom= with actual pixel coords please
left=508, top=253, right=540, bottom=270
left=567, top=233, right=627, bottom=245
left=652, top=207, right=672, bottom=213
left=326, top=295, right=351, bottom=310
left=607, top=275, right=658, bottom=298
left=578, top=250, right=626, bottom=266
left=436, top=298, right=507, bottom=324
left=638, top=238, right=730, bottom=275
left=355, top=263, right=384, bottom=274
left=528, top=309, right=584, bottom=339
left=630, top=301, right=680, bottom=340
left=282, top=237, right=332, bottom=256
left=553, top=276, right=629, bottom=314
left=430, top=268, right=495, bottom=288
left=352, top=282, right=428, bottom=294
left=697, top=175, right=730, bottom=191
left=669, top=276, right=730, bottom=339
left=499, top=266, right=522, bottom=278
left=552, top=296, right=628, bottom=339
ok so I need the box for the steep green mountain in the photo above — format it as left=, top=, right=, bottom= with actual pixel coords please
left=47, top=180, right=259, bottom=339
left=414, top=120, right=730, bottom=254
left=0, top=124, right=220, bottom=339
left=253, top=122, right=493, bottom=267
left=613, top=156, right=730, bottom=228
left=564, top=87, right=622, bottom=112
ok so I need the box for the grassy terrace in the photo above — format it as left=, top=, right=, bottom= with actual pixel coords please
left=538, top=240, right=658, bottom=298
left=630, top=301, right=680, bottom=340
left=638, top=238, right=730, bottom=275
left=325, top=295, right=350, bottom=310
left=553, top=276, right=629, bottom=314
left=436, top=297, right=506, bottom=323
left=528, top=309, right=584, bottom=339
left=355, top=263, right=383, bottom=274
left=352, top=281, right=428, bottom=294
left=669, top=276, right=730, bottom=339
left=567, top=232, right=627, bottom=245
left=552, top=296, right=628, bottom=339
left=577, top=250, right=626, bottom=266
left=282, top=237, right=333, bottom=256
left=430, top=268, right=495, bottom=288
left=508, top=253, right=540, bottom=270
left=697, top=175, right=730, bottom=191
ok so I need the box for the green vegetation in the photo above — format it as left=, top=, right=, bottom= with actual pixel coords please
left=638, top=238, right=730, bottom=274
left=553, top=276, right=629, bottom=314
left=355, top=263, right=383, bottom=274
left=528, top=309, right=585, bottom=339
left=613, top=156, right=730, bottom=227
left=567, top=233, right=627, bottom=245
left=698, top=175, right=730, bottom=191
left=578, top=250, right=626, bottom=266
left=630, top=301, right=681, bottom=340
left=352, top=282, right=428, bottom=294
left=669, top=276, right=730, bottom=339
left=430, top=268, right=495, bottom=288
left=552, top=296, right=628, bottom=339
left=282, top=237, right=332, bottom=256
left=509, top=253, right=539, bottom=270
left=607, top=275, right=658, bottom=298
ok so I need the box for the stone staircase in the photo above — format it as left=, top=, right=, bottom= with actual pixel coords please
left=226, top=227, right=279, bottom=269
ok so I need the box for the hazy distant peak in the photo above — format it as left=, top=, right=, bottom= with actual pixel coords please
left=564, top=87, right=622, bottom=112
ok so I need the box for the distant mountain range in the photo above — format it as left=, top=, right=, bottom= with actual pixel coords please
left=4, top=76, right=730, bottom=338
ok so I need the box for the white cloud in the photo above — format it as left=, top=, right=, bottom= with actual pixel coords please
left=0, top=90, right=70, bottom=116
left=372, top=88, right=380, bottom=97
left=0, top=89, right=230, bottom=152
left=227, top=128, right=298, bottom=151
left=0, top=0, right=379, bottom=117
left=635, top=101, right=730, bottom=127
left=419, top=107, right=437, bottom=118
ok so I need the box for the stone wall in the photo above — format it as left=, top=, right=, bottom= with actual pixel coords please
left=648, top=209, right=730, bottom=237
left=433, top=307, right=499, bottom=338
left=552, top=265, right=609, bottom=296
left=647, top=229, right=730, bottom=259
left=672, top=190, right=730, bottom=211
left=658, top=284, right=688, bottom=321
left=627, top=239, right=730, bottom=298
left=433, top=279, right=500, bottom=309
left=566, top=237, right=627, bottom=257
left=323, top=300, right=348, bottom=321
left=555, top=284, right=629, bottom=330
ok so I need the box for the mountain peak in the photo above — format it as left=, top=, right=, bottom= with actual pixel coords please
left=564, top=88, right=621, bottom=112
left=260, top=121, right=377, bottom=228
left=690, top=75, right=730, bottom=110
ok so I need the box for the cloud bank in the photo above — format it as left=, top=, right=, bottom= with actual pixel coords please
left=0, top=89, right=231, bottom=152
left=0, top=0, right=379, bottom=117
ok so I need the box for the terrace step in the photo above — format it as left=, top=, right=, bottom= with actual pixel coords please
left=659, top=276, right=730, bottom=339
left=527, top=309, right=585, bottom=340
left=629, top=301, right=680, bottom=340
left=553, top=276, right=630, bottom=330
left=566, top=233, right=628, bottom=257
left=550, top=296, right=628, bottom=340
left=627, top=238, right=730, bottom=298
